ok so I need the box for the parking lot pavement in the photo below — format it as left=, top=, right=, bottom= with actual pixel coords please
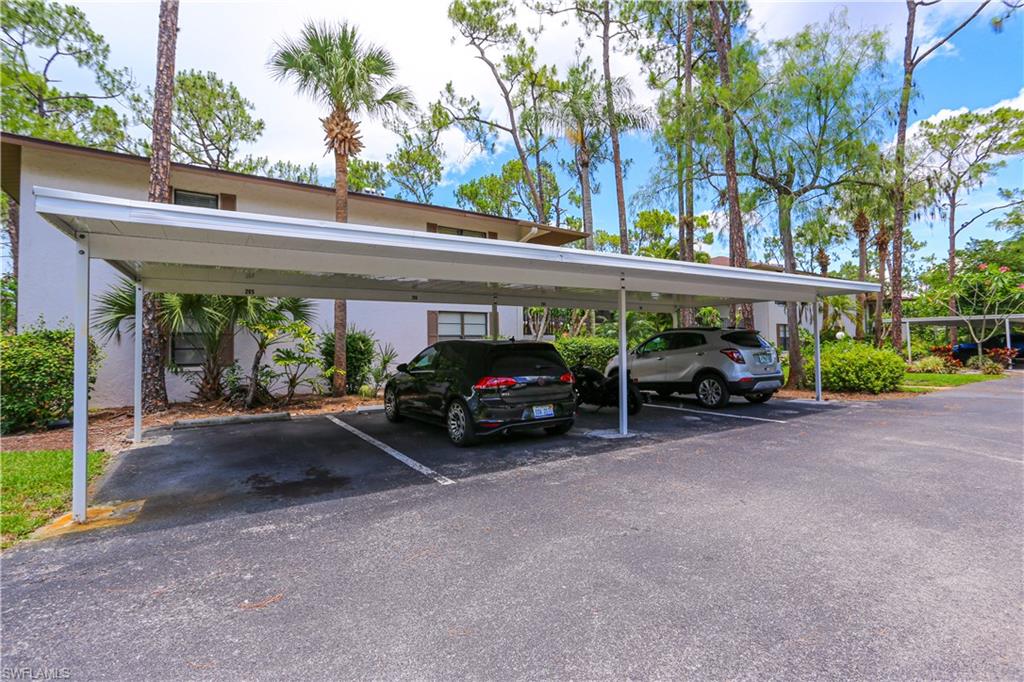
left=2, top=377, right=1021, bottom=679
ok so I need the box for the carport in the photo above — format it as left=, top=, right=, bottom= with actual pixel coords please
left=33, top=186, right=878, bottom=521
left=895, top=314, right=1024, bottom=361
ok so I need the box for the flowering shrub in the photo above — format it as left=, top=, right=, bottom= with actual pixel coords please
left=929, top=344, right=963, bottom=369
left=986, top=347, right=1018, bottom=367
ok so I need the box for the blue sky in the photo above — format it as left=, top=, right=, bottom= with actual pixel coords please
left=52, top=0, right=1024, bottom=272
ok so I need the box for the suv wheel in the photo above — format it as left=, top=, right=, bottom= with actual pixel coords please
left=446, top=399, right=477, bottom=446
left=384, top=386, right=403, bottom=422
left=695, top=375, right=729, bottom=409
left=744, top=392, right=772, bottom=404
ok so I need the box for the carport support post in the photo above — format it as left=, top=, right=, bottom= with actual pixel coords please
left=904, top=322, right=912, bottom=362
left=72, top=234, right=90, bottom=523
left=133, top=282, right=143, bottom=442
left=1007, top=317, right=1012, bottom=350
left=812, top=297, right=822, bottom=402
left=618, top=278, right=628, bottom=435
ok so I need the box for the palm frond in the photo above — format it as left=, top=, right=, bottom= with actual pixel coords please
left=91, top=277, right=137, bottom=344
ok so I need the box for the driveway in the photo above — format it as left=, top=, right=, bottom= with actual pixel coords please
left=2, top=377, right=1021, bottom=679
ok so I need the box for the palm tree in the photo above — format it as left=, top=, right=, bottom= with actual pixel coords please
left=545, top=59, right=648, bottom=251
left=853, top=210, right=870, bottom=339
left=141, top=0, right=180, bottom=412
left=93, top=280, right=242, bottom=402
left=235, top=297, right=316, bottom=408
left=269, top=21, right=414, bottom=397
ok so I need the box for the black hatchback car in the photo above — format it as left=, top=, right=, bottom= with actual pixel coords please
left=384, top=340, right=577, bottom=446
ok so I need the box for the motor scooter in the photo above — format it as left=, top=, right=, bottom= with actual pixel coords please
left=571, top=364, right=643, bottom=415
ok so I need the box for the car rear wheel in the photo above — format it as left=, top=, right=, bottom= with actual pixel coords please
left=744, top=392, right=772, bottom=404
left=384, top=386, right=403, bottom=422
left=544, top=420, right=573, bottom=436
left=695, top=375, right=729, bottom=409
left=446, top=399, right=477, bottom=446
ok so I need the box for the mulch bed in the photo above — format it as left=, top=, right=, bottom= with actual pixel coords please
left=1, top=394, right=383, bottom=454
left=776, top=388, right=921, bottom=402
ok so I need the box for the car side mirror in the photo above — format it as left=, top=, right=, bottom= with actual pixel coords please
left=396, top=363, right=408, bottom=373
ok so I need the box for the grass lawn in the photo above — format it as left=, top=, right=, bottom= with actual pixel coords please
left=901, top=372, right=1006, bottom=388
left=1, top=450, right=109, bottom=549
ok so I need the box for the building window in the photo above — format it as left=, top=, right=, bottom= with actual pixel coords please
left=776, top=323, right=789, bottom=350
left=170, top=321, right=206, bottom=367
left=438, top=311, right=488, bottom=339
left=173, top=189, right=219, bottom=209
left=436, top=226, right=487, bottom=239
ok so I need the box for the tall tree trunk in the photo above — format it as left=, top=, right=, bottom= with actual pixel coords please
left=333, top=149, right=349, bottom=397
left=874, top=230, right=889, bottom=348
left=709, top=1, right=753, bottom=329
left=947, top=189, right=959, bottom=344
left=142, top=0, right=178, bottom=413
left=856, top=225, right=867, bottom=340
left=578, top=150, right=594, bottom=252
left=679, top=3, right=697, bottom=328
left=4, top=195, right=18, bottom=281
left=778, top=194, right=803, bottom=388
left=600, top=0, right=628, bottom=255
left=890, top=0, right=918, bottom=352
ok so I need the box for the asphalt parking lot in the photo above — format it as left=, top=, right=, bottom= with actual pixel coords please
left=2, top=377, right=1022, bottom=679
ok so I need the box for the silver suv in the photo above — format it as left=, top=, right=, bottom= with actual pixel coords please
left=606, top=328, right=783, bottom=408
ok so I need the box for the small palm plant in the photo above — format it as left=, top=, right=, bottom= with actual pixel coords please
left=93, top=280, right=241, bottom=402
left=269, top=21, right=414, bottom=397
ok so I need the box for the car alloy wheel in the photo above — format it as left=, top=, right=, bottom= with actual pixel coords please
left=384, top=387, right=398, bottom=420
left=697, top=377, right=723, bottom=407
left=447, top=401, right=468, bottom=442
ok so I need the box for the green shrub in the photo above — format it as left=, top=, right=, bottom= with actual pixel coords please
left=1, top=326, right=101, bottom=434
left=909, top=356, right=955, bottom=374
left=357, top=384, right=377, bottom=398
left=803, top=340, right=904, bottom=394
left=319, top=327, right=375, bottom=393
left=553, top=336, right=620, bottom=370
left=981, top=361, right=1004, bottom=375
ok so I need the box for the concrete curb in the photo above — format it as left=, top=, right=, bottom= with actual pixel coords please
left=171, top=412, right=292, bottom=429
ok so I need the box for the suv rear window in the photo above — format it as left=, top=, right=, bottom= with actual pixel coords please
left=721, top=331, right=768, bottom=348
left=488, top=346, right=567, bottom=375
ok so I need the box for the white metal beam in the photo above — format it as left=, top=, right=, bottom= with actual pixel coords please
left=72, top=234, right=90, bottom=522
left=812, top=299, right=822, bottom=402
left=133, top=282, right=143, bottom=443
left=618, top=279, right=628, bottom=436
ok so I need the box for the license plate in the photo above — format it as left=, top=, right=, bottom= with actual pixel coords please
left=532, top=404, right=555, bottom=418
left=755, top=352, right=772, bottom=363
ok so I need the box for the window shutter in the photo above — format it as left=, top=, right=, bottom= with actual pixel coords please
left=218, top=330, right=235, bottom=365
left=488, top=231, right=498, bottom=239
left=219, top=193, right=237, bottom=211
left=427, top=311, right=438, bottom=345
left=426, top=222, right=438, bottom=233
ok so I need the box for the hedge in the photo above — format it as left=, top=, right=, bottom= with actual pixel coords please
left=553, top=336, right=620, bottom=370
left=803, top=340, right=904, bottom=394
left=1, top=326, right=100, bottom=434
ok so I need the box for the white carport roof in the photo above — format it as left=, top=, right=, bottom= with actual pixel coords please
left=39, top=185, right=880, bottom=523
left=35, top=187, right=877, bottom=312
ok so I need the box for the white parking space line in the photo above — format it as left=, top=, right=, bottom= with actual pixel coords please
left=325, top=415, right=455, bottom=485
left=648, top=403, right=788, bottom=424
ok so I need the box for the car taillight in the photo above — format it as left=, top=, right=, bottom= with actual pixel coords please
left=720, top=348, right=746, bottom=364
left=558, top=372, right=574, bottom=384
left=474, top=376, right=518, bottom=390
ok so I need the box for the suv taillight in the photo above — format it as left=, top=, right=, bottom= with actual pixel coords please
left=720, top=348, right=746, bottom=364
left=558, top=372, right=574, bottom=384
left=474, top=376, right=518, bottom=390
